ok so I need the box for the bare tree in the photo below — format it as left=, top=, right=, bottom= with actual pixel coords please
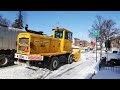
left=0, top=15, right=10, bottom=26
left=89, top=15, right=120, bottom=44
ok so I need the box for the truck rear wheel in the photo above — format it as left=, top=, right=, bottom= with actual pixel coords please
left=0, top=56, right=9, bottom=67
left=49, top=57, right=59, bottom=71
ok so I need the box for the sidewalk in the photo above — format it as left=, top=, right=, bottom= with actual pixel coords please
left=92, top=69, right=120, bottom=79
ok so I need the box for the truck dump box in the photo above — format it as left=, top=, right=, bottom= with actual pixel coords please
left=0, top=27, right=24, bottom=50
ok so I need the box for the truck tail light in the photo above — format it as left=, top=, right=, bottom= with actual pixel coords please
left=16, top=41, right=18, bottom=46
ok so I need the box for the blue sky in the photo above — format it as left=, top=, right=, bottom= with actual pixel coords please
left=0, top=11, right=120, bottom=42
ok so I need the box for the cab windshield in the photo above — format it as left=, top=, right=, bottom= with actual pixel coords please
left=55, top=31, right=63, bottom=38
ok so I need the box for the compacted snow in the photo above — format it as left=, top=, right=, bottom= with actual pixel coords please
left=44, top=52, right=100, bottom=79
left=0, top=65, right=50, bottom=79
left=0, top=50, right=119, bottom=79
left=0, top=51, right=100, bottom=79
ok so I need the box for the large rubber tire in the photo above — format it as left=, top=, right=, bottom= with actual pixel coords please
left=66, top=54, right=73, bottom=64
left=49, top=57, right=59, bottom=71
left=0, top=56, right=9, bottom=67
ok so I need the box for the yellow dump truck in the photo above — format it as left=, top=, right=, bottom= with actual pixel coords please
left=14, top=25, right=81, bottom=70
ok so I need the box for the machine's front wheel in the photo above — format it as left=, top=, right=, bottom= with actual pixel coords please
left=66, top=54, right=73, bottom=64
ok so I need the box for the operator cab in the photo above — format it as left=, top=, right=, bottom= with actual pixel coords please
left=52, top=27, right=73, bottom=40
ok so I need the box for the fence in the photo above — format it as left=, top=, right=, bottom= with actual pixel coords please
left=100, top=66, right=120, bottom=74
left=99, top=57, right=106, bottom=70
left=99, top=57, right=120, bottom=74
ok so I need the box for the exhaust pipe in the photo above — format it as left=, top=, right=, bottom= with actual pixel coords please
left=25, top=24, right=43, bottom=35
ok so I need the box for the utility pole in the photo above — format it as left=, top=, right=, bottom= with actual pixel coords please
left=94, top=30, right=99, bottom=62
left=99, top=39, right=102, bottom=60
left=96, top=37, right=97, bottom=62
left=52, top=15, right=60, bottom=28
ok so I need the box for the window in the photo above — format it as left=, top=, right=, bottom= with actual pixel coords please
left=19, top=38, right=29, bottom=44
left=18, top=38, right=29, bottom=52
left=70, top=33, right=72, bottom=40
left=65, top=32, right=68, bottom=39
left=65, top=31, right=72, bottom=40
left=55, top=31, right=63, bottom=38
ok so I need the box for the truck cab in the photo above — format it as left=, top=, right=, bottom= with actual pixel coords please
left=52, top=27, right=73, bottom=52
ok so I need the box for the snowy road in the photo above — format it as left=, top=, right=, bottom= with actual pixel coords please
left=45, top=51, right=100, bottom=79
left=0, top=51, right=100, bottom=79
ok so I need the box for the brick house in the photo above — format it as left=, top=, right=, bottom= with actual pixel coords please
left=72, top=38, right=81, bottom=46
left=110, top=36, right=120, bottom=52
left=80, top=40, right=90, bottom=47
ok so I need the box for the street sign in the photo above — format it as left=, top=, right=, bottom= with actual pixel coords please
left=94, top=30, right=99, bottom=37
left=93, top=30, right=99, bottom=63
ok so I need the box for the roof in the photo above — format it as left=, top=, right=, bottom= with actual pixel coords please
left=52, top=27, right=72, bottom=33
left=8, top=27, right=24, bottom=31
left=0, top=24, right=24, bottom=31
left=74, top=38, right=80, bottom=40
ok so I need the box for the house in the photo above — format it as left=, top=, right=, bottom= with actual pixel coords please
left=72, top=38, right=81, bottom=46
left=110, top=36, right=120, bottom=52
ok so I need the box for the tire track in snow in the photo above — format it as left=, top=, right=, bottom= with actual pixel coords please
left=35, top=51, right=92, bottom=79
left=46, top=51, right=96, bottom=79
left=0, top=51, right=97, bottom=79
left=51, top=61, right=90, bottom=79
left=51, top=59, right=95, bottom=79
